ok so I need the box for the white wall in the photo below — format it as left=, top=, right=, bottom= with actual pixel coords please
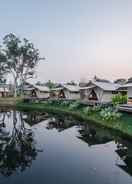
left=64, top=89, right=80, bottom=100
left=36, top=91, right=50, bottom=98
left=101, top=91, right=113, bottom=102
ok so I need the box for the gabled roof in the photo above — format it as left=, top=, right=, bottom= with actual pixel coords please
left=23, top=81, right=50, bottom=92
left=63, top=84, right=80, bottom=92
left=80, top=80, right=121, bottom=91
left=123, top=83, right=132, bottom=88
left=93, top=81, right=120, bottom=91
left=51, top=87, right=63, bottom=91
left=34, top=85, right=50, bottom=92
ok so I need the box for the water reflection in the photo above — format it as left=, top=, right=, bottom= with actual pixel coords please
left=0, top=110, right=131, bottom=181
left=0, top=110, right=38, bottom=176
left=46, top=116, right=78, bottom=132
left=77, top=124, right=113, bottom=146
left=115, top=139, right=132, bottom=176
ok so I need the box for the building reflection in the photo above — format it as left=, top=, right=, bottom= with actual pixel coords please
left=46, top=116, right=78, bottom=132
left=115, top=139, right=132, bottom=176
left=22, top=111, right=49, bottom=126
left=77, top=124, right=113, bottom=146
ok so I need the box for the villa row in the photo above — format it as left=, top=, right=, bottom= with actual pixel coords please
left=1, top=78, right=132, bottom=105
left=21, top=79, right=132, bottom=106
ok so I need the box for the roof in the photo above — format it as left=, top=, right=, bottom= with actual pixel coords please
left=63, top=84, right=80, bottom=92
left=80, top=81, right=121, bottom=91
left=34, top=85, right=50, bottom=92
left=93, top=81, right=120, bottom=91
left=80, top=84, right=96, bottom=90
left=51, top=87, right=63, bottom=91
left=123, top=83, right=132, bottom=88
left=23, top=82, right=50, bottom=92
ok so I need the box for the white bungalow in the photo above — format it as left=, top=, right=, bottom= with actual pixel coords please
left=23, top=83, right=50, bottom=99
left=80, top=80, right=121, bottom=103
left=33, top=85, right=50, bottom=99
left=62, top=84, right=80, bottom=100
left=0, top=87, right=9, bottom=97
left=50, top=84, right=80, bottom=100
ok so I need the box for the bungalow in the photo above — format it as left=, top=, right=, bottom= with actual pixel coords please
left=50, top=84, right=80, bottom=100
left=62, top=84, right=80, bottom=100
left=33, top=85, right=50, bottom=99
left=0, top=84, right=10, bottom=97
left=122, top=83, right=132, bottom=104
left=23, top=83, right=50, bottom=99
left=0, top=87, right=9, bottom=97
left=80, top=80, right=121, bottom=104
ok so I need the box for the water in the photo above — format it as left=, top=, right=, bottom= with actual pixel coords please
left=0, top=109, right=131, bottom=184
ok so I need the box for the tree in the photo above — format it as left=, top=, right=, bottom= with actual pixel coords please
left=0, top=33, right=43, bottom=97
left=0, top=48, right=7, bottom=83
left=45, top=80, right=55, bottom=89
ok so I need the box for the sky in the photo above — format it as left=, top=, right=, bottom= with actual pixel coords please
left=0, top=0, right=132, bottom=83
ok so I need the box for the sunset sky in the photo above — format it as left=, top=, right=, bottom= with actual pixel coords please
left=0, top=0, right=132, bottom=83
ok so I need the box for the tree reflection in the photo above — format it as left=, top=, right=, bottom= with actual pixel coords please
left=23, top=111, right=49, bottom=126
left=115, top=139, right=132, bottom=176
left=0, top=110, right=38, bottom=176
left=46, top=116, right=77, bottom=132
left=77, top=124, right=113, bottom=146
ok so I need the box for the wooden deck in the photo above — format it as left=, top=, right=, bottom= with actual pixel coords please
left=118, top=104, right=132, bottom=113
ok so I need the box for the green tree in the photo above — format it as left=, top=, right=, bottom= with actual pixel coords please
left=0, top=33, right=44, bottom=97
left=45, top=80, right=55, bottom=89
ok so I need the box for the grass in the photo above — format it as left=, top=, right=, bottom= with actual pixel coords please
left=0, top=97, right=22, bottom=106
left=16, top=101, right=132, bottom=139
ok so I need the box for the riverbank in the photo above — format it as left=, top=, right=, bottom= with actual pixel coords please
left=16, top=101, right=132, bottom=139
left=0, top=97, right=22, bottom=107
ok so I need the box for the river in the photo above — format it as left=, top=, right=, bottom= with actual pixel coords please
left=0, top=109, right=131, bottom=184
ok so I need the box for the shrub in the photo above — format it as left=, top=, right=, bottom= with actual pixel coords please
left=61, top=101, right=71, bottom=106
left=82, top=105, right=101, bottom=115
left=100, top=107, right=122, bottom=121
left=68, top=101, right=80, bottom=110
left=92, top=105, right=102, bottom=112
left=82, top=106, right=93, bottom=115
left=112, top=94, right=127, bottom=106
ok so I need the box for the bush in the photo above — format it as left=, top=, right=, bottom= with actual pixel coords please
left=112, top=94, right=127, bottom=106
left=100, top=107, right=122, bottom=121
left=92, top=105, right=102, bottom=112
left=61, top=101, right=71, bottom=106
left=82, top=105, right=101, bottom=115
left=82, top=106, right=93, bottom=115
left=68, top=101, right=80, bottom=110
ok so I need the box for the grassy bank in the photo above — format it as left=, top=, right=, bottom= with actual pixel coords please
left=16, top=101, right=132, bottom=139
left=0, top=97, right=22, bottom=106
